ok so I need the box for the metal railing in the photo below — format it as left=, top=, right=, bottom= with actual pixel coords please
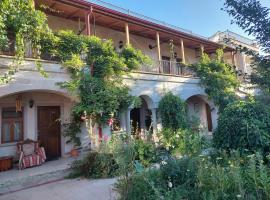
left=139, top=60, right=196, bottom=77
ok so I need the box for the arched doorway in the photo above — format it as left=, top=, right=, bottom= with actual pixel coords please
left=0, top=90, right=74, bottom=159
left=130, top=96, right=153, bottom=136
left=186, top=95, right=213, bottom=132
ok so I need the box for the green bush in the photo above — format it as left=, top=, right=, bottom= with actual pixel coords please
left=158, top=92, right=187, bottom=130
left=134, top=139, right=157, bottom=167
left=117, top=170, right=163, bottom=200
left=213, top=100, right=270, bottom=153
left=158, top=128, right=206, bottom=156
left=117, top=152, right=270, bottom=200
left=69, top=151, right=118, bottom=179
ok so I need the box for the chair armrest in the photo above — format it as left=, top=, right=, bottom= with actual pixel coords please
left=18, top=151, right=24, bottom=170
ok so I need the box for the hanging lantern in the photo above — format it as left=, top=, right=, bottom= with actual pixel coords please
left=16, top=96, right=22, bottom=112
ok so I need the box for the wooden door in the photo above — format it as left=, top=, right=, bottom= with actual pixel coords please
left=37, top=106, right=61, bottom=160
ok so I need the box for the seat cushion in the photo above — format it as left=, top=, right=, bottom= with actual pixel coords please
left=22, top=154, right=42, bottom=168
left=23, top=143, right=35, bottom=156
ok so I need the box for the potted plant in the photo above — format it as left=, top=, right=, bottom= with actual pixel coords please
left=62, top=116, right=82, bottom=157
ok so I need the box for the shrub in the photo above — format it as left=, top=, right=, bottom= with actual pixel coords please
left=134, top=139, right=157, bottom=167
left=158, top=92, right=187, bottom=130
left=158, top=128, right=205, bottom=156
left=117, top=170, right=163, bottom=200
left=69, top=151, right=118, bottom=179
left=213, top=100, right=270, bottom=153
left=117, top=152, right=270, bottom=200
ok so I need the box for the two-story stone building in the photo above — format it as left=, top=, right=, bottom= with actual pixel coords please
left=0, top=0, right=257, bottom=159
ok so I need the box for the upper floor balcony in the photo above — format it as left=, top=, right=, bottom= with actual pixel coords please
left=0, top=43, right=196, bottom=77
left=0, top=0, right=236, bottom=79
left=139, top=60, right=195, bottom=77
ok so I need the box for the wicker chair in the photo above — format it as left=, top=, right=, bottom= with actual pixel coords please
left=17, top=139, right=46, bottom=169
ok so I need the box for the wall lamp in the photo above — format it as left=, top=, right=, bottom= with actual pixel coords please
left=29, top=99, right=34, bottom=108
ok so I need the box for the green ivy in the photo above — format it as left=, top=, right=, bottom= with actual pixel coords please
left=192, top=49, right=240, bottom=111
left=0, top=0, right=51, bottom=83
left=39, top=30, right=150, bottom=144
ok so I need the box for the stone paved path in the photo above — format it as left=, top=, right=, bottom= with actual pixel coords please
left=0, top=178, right=118, bottom=200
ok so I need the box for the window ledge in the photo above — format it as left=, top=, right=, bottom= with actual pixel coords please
left=0, top=142, right=17, bottom=147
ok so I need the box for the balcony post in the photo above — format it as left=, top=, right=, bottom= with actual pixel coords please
left=31, top=0, right=35, bottom=9
left=85, top=11, right=91, bottom=36
left=125, top=23, right=130, bottom=45
left=126, top=107, right=132, bottom=134
left=180, top=39, right=186, bottom=64
left=200, top=44, right=204, bottom=57
left=156, top=32, right=161, bottom=73
left=150, top=107, right=158, bottom=142
left=231, top=51, right=235, bottom=66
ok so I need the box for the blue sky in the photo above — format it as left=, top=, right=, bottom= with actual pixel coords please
left=93, top=0, right=270, bottom=39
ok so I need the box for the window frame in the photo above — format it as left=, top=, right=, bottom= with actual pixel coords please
left=1, top=107, right=24, bottom=144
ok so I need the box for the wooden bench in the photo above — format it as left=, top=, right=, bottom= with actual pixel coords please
left=0, top=156, right=13, bottom=171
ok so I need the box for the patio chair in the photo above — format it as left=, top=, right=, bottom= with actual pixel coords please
left=17, top=139, right=46, bottom=170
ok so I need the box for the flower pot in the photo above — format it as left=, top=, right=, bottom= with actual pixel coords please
left=70, top=149, right=79, bottom=157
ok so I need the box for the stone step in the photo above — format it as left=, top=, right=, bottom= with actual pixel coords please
left=0, top=156, right=81, bottom=195
left=0, top=168, right=71, bottom=195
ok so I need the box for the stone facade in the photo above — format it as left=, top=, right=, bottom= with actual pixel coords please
left=0, top=6, right=252, bottom=158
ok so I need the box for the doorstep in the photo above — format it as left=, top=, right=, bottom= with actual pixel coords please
left=0, top=155, right=84, bottom=195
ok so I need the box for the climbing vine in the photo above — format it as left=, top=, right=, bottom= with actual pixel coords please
left=191, top=49, right=240, bottom=111
left=0, top=0, right=50, bottom=83
left=39, top=30, right=150, bottom=145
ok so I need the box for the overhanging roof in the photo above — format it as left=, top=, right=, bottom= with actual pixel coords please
left=35, top=0, right=234, bottom=53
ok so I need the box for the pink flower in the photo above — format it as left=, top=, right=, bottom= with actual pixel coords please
left=103, top=135, right=109, bottom=142
left=108, top=118, right=114, bottom=126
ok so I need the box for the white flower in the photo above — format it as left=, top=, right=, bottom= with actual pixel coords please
left=168, top=181, right=173, bottom=188
left=166, top=147, right=169, bottom=151
left=161, top=161, right=167, bottom=165
left=236, top=194, right=242, bottom=198
left=175, top=134, right=180, bottom=138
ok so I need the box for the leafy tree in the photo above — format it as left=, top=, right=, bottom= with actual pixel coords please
left=192, top=49, right=239, bottom=111
left=158, top=92, right=187, bottom=130
left=213, top=99, right=270, bottom=153
left=224, top=0, right=270, bottom=94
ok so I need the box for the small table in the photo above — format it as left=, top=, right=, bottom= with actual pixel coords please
left=0, top=156, right=13, bottom=172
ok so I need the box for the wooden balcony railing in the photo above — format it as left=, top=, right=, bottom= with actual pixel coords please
left=0, top=43, right=196, bottom=77
left=139, top=60, right=196, bottom=77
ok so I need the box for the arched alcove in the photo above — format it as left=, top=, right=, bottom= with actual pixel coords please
left=186, top=95, right=214, bottom=132
left=130, top=95, right=154, bottom=136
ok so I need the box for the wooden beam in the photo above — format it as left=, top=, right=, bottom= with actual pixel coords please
left=125, top=22, right=130, bottom=45
left=231, top=51, right=235, bottom=66
left=85, top=11, right=91, bottom=35
left=200, top=44, right=205, bottom=56
left=156, top=32, right=161, bottom=61
left=180, top=39, right=186, bottom=64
